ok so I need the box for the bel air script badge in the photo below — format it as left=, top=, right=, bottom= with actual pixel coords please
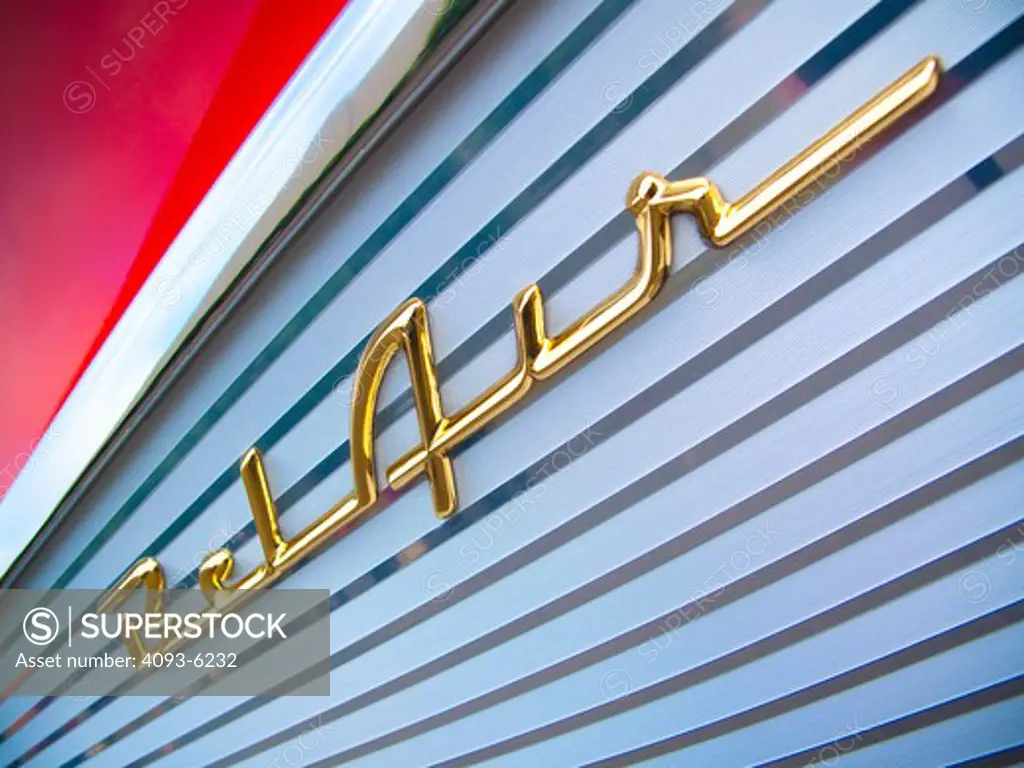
left=106, top=57, right=943, bottom=655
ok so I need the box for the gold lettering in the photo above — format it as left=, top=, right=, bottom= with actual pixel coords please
left=104, top=57, right=941, bottom=621
left=197, top=447, right=284, bottom=602
left=99, top=556, right=165, bottom=662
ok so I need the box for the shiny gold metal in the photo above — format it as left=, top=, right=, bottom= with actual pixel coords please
left=384, top=190, right=674, bottom=490
left=388, top=56, right=942, bottom=491
left=351, top=299, right=456, bottom=516
left=99, top=556, right=166, bottom=663
left=637, top=55, right=942, bottom=247
left=197, top=448, right=285, bottom=601
left=197, top=299, right=458, bottom=608
left=103, top=58, right=942, bottom=645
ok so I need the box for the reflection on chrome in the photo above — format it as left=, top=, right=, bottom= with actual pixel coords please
left=107, top=56, right=942, bottom=657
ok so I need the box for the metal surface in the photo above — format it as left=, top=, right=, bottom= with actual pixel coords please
left=1, top=0, right=1022, bottom=765
left=104, top=55, right=943, bottom=622
left=0, top=0, right=512, bottom=585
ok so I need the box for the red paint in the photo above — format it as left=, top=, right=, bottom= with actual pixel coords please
left=0, top=0, right=348, bottom=500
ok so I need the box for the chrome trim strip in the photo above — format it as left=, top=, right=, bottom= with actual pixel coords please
left=38, top=33, right=1024, bottom=768
left=146, top=222, right=1024, bottom=766
left=3, top=0, right=615, bottom=596
left=459, top=574, right=1024, bottom=766
left=0, top=0, right=511, bottom=584
left=8, top=2, right=1016, bottom=756
left=760, top=676, right=1024, bottom=768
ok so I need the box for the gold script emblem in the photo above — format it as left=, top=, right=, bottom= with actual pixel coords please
left=105, top=57, right=942, bottom=658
